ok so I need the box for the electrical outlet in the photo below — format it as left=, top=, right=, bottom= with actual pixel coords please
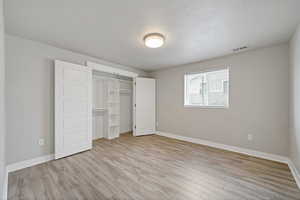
left=39, top=139, right=45, bottom=146
left=247, top=134, right=253, bottom=141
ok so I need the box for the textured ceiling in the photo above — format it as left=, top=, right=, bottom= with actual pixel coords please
left=4, top=0, right=300, bottom=71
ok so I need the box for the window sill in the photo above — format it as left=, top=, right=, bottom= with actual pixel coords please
left=184, top=105, right=229, bottom=109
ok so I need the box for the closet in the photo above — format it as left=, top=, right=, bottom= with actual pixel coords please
left=92, top=71, right=133, bottom=140
left=54, top=60, right=155, bottom=159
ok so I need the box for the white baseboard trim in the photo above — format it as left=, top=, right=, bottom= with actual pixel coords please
left=2, top=168, right=8, bottom=200
left=156, top=131, right=288, bottom=164
left=287, top=159, right=300, bottom=188
left=6, top=154, right=54, bottom=173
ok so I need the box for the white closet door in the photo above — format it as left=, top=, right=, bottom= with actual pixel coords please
left=55, top=60, right=92, bottom=159
left=134, top=77, right=156, bottom=136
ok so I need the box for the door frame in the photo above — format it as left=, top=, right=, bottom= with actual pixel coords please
left=86, top=61, right=138, bottom=78
left=86, top=61, right=139, bottom=137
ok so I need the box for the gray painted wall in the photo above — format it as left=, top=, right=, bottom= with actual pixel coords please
left=0, top=0, right=6, bottom=198
left=290, top=24, right=300, bottom=173
left=120, top=94, right=133, bottom=133
left=151, top=44, right=290, bottom=156
left=5, top=35, right=148, bottom=164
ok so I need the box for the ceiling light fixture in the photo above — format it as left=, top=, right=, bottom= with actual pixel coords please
left=143, top=33, right=165, bottom=48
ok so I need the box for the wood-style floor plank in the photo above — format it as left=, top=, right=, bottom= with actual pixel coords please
left=8, top=133, right=300, bottom=200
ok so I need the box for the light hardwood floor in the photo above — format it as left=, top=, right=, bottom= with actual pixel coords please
left=8, top=133, right=300, bottom=200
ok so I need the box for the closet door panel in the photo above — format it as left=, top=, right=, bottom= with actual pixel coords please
left=134, top=78, right=156, bottom=136
left=55, top=60, right=92, bottom=159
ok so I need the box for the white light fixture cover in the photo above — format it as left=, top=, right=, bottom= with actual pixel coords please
left=144, top=33, right=165, bottom=48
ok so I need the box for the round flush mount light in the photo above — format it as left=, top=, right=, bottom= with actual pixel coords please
left=143, top=33, right=165, bottom=48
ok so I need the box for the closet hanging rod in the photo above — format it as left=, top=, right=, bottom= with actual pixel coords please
left=93, top=75, right=133, bottom=83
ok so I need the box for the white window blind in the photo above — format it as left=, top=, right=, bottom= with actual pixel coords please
left=184, top=69, right=229, bottom=107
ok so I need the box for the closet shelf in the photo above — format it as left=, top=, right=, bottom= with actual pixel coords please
left=108, top=101, right=120, bottom=104
left=120, top=89, right=132, bottom=94
left=93, top=108, right=107, bottom=112
left=93, top=73, right=132, bottom=140
left=109, top=124, right=119, bottom=127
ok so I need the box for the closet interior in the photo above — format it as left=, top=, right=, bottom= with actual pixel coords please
left=92, top=71, right=133, bottom=140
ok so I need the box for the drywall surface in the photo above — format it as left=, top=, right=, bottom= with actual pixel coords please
left=5, top=35, right=148, bottom=164
left=290, top=24, right=300, bottom=173
left=0, top=0, right=6, bottom=198
left=151, top=44, right=290, bottom=156
left=120, top=94, right=132, bottom=133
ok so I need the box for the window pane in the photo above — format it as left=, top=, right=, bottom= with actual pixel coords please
left=189, top=75, right=203, bottom=104
left=207, top=69, right=228, bottom=106
left=184, top=69, right=229, bottom=107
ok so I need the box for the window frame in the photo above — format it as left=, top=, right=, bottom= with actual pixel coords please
left=184, top=67, right=230, bottom=109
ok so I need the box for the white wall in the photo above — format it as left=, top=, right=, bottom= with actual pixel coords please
left=151, top=44, right=290, bottom=156
left=5, top=34, right=148, bottom=164
left=120, top=94, right=132, bottom=133
left=290, top=24, right=300, bottom=173
left=0, top=0, right=6, bottom=198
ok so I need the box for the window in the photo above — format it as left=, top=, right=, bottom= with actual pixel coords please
left=184, top=69, right=229, bottom=107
